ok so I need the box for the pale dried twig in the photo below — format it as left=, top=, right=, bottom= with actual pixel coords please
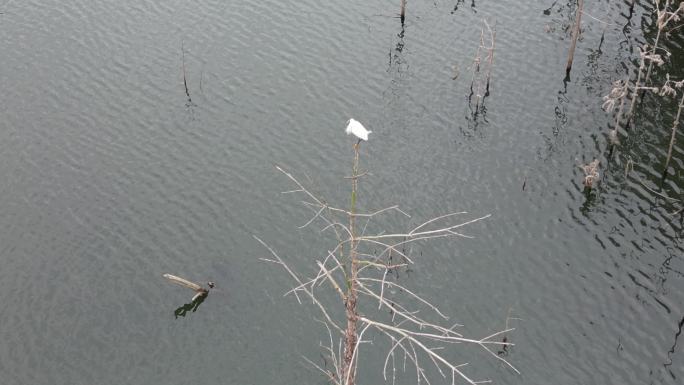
left=579, top=159, right=600, bottom=188
left=255, top=235, right=343, bottom=333
left=260, top=161, right=516, bottom=385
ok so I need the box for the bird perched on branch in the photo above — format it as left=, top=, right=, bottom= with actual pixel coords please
left=346, top=118, right=371, bottom=142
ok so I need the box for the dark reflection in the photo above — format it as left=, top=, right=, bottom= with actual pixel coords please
left=584, top=29, right=606, bottom=86
left=387, top=21, right=406, bottom=69
left=384, top=15, right=410, bottom=108
left=386, top=237, right=414, bottom=279
left=466, top=20, right=496, bottom=127
left=626, top=0, right=637, bottom=22
left=497, top=310, right=518, bottom=357
left=542, top=0, right=558, bottom=16
left=542, top=0, right=575, bottom=38
left=396, top=24, right=405, bottom=53
left=664, top=315, right=684, bottom=380
left=607, top=140, right=617, bottom=163
left=400, top=0, right=405, bottom=26
left=181, top=41, right=198, bottom=119
left=539, top=84, right=568, bottom=160
left=182, top=42, right=192, bottom=102
left=622, top=0, right=637, bottom=43
left=185, top=99, right=198, bottom=120
left=462, top=100, right=488, bottom=140
left=451, top=0, right=476, bottom=14
left=466, top=60, right=491, bottom=121
left=580, top=186, right=599, bottom=213
left=465, top=104, right=487, bottom=123
left=655, top=248, right=684, bottom=294
left=173, top=292, right=208, bottom=318
left=616, top=337, right=624, bottom=355
left=496, top=335, right=510, bottom=356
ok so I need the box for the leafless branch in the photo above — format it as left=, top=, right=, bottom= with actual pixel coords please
left=261, top=159, right=515, bottom=385
left=254, top=235, right=343, bottom=333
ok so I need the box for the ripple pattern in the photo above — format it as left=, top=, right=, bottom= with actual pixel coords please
left=1, top=1, right=684, bottom=385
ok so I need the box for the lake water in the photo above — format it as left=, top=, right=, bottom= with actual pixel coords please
left=1, top=1, right=683, bottom=384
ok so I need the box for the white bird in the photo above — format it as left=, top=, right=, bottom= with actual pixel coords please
left=346, top=118, right=371, bottom=141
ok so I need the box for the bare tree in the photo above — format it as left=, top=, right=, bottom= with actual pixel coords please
left=257, top=139, right=518, bottom=385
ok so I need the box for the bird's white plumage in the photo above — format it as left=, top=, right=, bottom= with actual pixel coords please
left=346, top=118, right=371, bottom=141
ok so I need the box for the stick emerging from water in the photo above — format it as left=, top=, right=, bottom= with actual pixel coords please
left=181, top=41, right=192, bottom=103
left=565, top=0, right=583, bottom=76
left=400, top=0, right=406, bottom=25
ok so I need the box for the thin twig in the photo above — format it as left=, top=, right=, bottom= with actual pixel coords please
left=181, top=40, right=192, bottom=102
left=664, top=91, right=684, bottom=174
left=266, top=146, right=513, bottom=385
left=255, top=235, right=343, bottom=333
left=359, top=278, right=450, bottom=320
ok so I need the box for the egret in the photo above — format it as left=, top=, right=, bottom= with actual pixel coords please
left=346, top=118, right=371, bottom=142
left=163, top=273, right=215, bottom=302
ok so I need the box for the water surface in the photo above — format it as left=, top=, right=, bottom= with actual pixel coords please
left=1, top=1, right=683, bottom=384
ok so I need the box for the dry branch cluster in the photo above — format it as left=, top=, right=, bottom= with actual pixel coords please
left=601, top=0, right=684, bottom=176
left=258, top=145, right=516, bottom=385
left=579, top=159, right=600, bottom=188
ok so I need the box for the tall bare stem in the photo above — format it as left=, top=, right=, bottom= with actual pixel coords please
left=664, top=91, right=684, bottom=174
left=260, top=139, right=516, bottom=385
left=565, top=0, right=584, bottom=75
left=342, top=144, right=361, bottom=385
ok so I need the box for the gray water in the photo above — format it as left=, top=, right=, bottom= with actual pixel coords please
left=1, top=1, right=683, bottom=384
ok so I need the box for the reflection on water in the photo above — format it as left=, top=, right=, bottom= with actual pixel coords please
left=665, top=315, right=684, bottom=379
left=580, top=185, right=600, bottom=214
left=452, top=0, right=477, bottom=14
left=174, top=293, right=208, bottom=319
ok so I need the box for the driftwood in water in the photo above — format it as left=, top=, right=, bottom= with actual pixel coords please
left=174, top=292, right=208, bottom=318
left=163, top=273, right=204, bottom=291
left=565, top=0, right=583, bottom=75
left=163, top=273, right=214, bottom=302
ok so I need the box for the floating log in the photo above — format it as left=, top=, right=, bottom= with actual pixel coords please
left=163, top=273, right=214, bottom=298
